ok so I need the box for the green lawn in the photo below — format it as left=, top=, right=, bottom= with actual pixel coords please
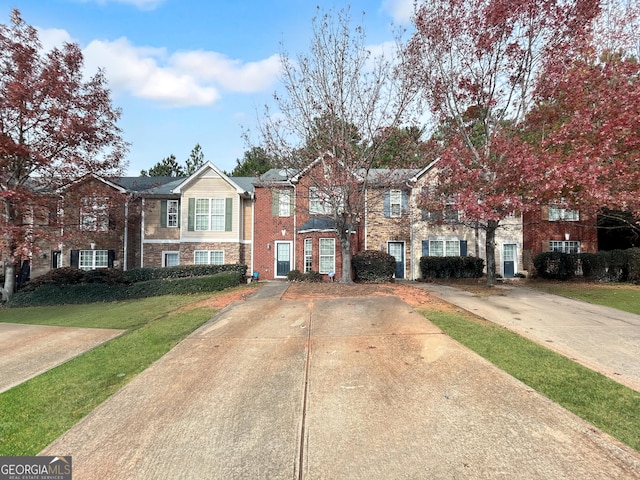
left=0, top=292, right=224, bottom=455
left=527, top=281, right=640, bottom=315
left=424, top=307, right=640, bottom=452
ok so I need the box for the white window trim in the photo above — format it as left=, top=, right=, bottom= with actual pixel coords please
left=80, top=197, right=109, bottom=232
left=162, top=251, right=180, bottom=267
left=428, top=238, right=461, bottom=257
left=549, top=240, right=581, bottom=254
left=278, top=190, right=291, bottom=217
left=195, top=198, right=226, bottom=231
left=79, top=249, right=109, bottom=270
left=167, top=200, right=179, bottom=228
left=304, top=238, right=313, bottom=273
left=319, top=238, right=336, bottom=274
left=390, top=189, right=402, bottom=218
left=194, top=250, right=225, bottom=265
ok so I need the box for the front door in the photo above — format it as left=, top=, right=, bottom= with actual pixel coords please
left=503, top=243, right=516, bottom=278
left=388, top=242, right=405, bottom=279
left=275, top=242, right=291, bottom=277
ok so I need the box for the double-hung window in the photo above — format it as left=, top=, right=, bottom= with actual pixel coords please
left=304, top=238, right=313, bottom=273
left=194, top=250, right=225, bottom=265
left=549, top=202, right=579, bottom=221
left=389, top=190, right=402, bottom=218
left=167, top=200, right=179, bottom=227
left=80, top=197, right=109, bottom=232
left=79, top=250, right=109, bottom=270
left=319, top=238, right=335, bottom=274
left=429, top=239, right=460, bottom=257
left=195, top=198, right=226, bottom=231
left=549, top=241, right=581, bottom=254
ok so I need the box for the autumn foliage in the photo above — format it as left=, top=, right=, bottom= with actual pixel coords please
left=0, top=10, right=127, bottom=297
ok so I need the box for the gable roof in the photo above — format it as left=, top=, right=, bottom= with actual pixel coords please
left=171, top=161, right=255, bottom=196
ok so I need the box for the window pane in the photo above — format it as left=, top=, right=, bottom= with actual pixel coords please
left=430, top=240, right=444, bottom=257
left=445, top=240, right=460, bottom=256
left=319, top=238, right=335, bottom=274
left=195, top=199, right=209, bottom=230
left=194, top=251, right=208, bottom=264
left=94, top=250, right=108, bottom=267
left=279, top=190, right=291, bottom=217
left=210, top=251, right=224, bottom=265
left=210, top=199, right=225, bottom=231
left=304, top=238, right=312, bottom=273
left=79, top=250, right=93, bottom=270
left=167, top=200, right=178, bottom=227
left=165, top=252, right=179, bottom=267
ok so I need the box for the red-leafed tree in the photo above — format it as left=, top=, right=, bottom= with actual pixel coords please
left=404, top=0, right=599, bottom=284
left=0, top=10, right=127, bottom=299
left=258, top=8, right=417, bottom=283
left=525, top=1, right=640, bottom=228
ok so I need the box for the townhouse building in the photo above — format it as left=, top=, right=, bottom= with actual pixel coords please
left=7, top=159, right=599, bottom=285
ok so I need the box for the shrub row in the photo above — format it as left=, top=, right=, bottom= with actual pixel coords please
left=352, top=250, right=396, bottom=282
left=20, top=264, right=248, bottom=292
left=123, top=264, right=247, bottom=283
left=8, top=271, right=244, bottom=307
left=533, top=248, right=640, bottom=282
left=420, top=256, right=485, bottom=279
left=286, top=270, right=323, bottom=282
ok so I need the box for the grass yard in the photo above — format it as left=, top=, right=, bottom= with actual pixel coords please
left=424, top=308, right=640, bottom=452
left=0, top=292, right=224, bottom=455
left=527, top=281, right=640, bottom=316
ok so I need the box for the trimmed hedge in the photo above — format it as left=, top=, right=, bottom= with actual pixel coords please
left=123, top=264, right=247, bottom=282
left=352, top=250, right=396, bottom=282
left=533, top=252, right=578, bottom=281
left=286, top=269, right=323, bottom=282
left=7, top=271, right=244, bottom=307
left=533, top=248, right=640, bottom=283
left=420, top=256, right=484, bottom=279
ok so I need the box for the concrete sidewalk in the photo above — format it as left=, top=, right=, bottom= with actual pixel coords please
left=417, top=282, right=640, bottom=392
left=41, top=282, right=640, bottom=479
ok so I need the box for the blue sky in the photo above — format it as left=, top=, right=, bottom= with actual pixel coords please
left=1, top=0, right=413, bottom=176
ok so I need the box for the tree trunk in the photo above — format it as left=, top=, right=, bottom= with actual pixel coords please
left=485, top=220, right=499, bottom=286
left=338, top=230, right=353, bottom=284
left=2, top=262, right=16, bottom=301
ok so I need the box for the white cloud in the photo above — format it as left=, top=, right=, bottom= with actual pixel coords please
left=171, top=51, right=282, bottom=93
left=78, top=0, right=165, bottom=11
left=381, top=0, right=415, bottom=24
left=37, top=27, right=74, bottom=51
left=36, top=27, right=282, bottom=107
left=83, top=37, right=219, bottom=106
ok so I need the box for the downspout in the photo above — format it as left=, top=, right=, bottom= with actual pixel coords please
left=123, top=198, right=129, bottom=271
left=250, top=192, right=255, bottom=276
left=140, top=198, right=145, bottom=268
left=292, top=182, right=297, bottom=270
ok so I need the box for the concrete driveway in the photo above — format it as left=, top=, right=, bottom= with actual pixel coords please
left=41, top=282, right=640, bottom=479
left=0, top=323, right=124, bottom=393
left=421, top=283, right=640, bottom=392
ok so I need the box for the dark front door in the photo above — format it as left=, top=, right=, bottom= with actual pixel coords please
left=276, top=242, right=291, bottom=277
left=503, top=244, right=516, bottom=278
left=388, top=242, right=405, bottom=279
